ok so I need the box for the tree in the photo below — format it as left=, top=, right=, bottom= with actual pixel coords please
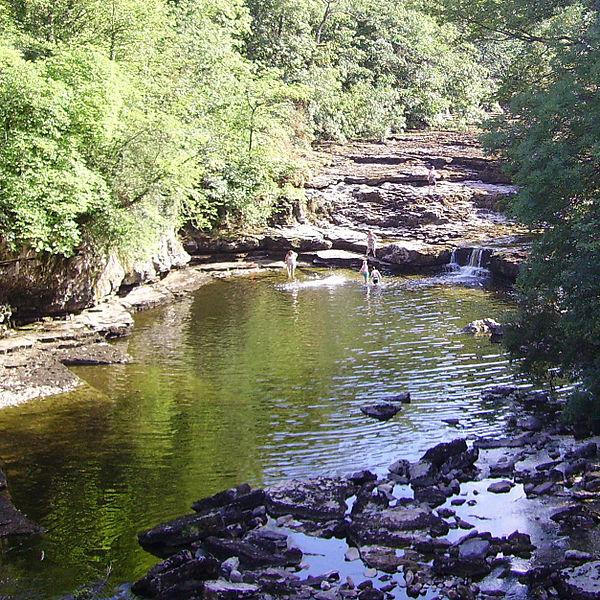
left=444, top=0, right=600, bottom=430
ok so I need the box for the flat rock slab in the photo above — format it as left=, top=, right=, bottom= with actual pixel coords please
left=349, top=505, right=449, bottom=546
left=559, top=561, right=600, bottom=599
left=0, top=350, right=83, bottom=408
left=54, top=342, right=131, bottom=366
left=266, top=476, right=354, bottom=521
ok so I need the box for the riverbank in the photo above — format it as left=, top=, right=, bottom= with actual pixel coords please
left=130, top=388, right=600, bottom=600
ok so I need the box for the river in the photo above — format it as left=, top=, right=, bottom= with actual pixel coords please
left=0, top=266, right=524, bottom=599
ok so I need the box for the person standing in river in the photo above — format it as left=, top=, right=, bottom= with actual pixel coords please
left=359, top=258, right=369, bottom=284
left=285, top=250, right=298, bottom=280
left=366, top=230, right=377, bottom=257
left=427, top=165, right=438, bottom=186
left=371, top=267, right=382, bottom=286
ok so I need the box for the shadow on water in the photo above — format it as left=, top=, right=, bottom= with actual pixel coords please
left=0, top=267, right=529, bottom=598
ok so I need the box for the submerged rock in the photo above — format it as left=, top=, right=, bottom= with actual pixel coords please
left=360, top=402, right=402, bottom=421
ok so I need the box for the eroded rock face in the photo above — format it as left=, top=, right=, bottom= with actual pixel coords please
left=0, top=232, right=191, bottom=321
left=0, top=243, right=115, bottom=320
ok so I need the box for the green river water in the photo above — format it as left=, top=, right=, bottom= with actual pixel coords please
left=0, top=266, right=524, bottom=599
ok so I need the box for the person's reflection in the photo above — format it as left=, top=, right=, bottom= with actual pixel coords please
left=290, top=285, right=299, bottom=321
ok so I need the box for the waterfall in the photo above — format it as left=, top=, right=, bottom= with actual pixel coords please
left=445, top=247, right=491, bottom=282
left=468, top=247, right=484, bottom=267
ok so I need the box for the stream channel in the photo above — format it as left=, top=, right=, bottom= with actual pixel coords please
left=0, top=262, right=530, bottom=599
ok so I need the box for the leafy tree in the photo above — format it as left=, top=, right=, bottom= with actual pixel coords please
left=0, top=42, right=114, bottom=254
left=448, top=0, right=600, bottom=429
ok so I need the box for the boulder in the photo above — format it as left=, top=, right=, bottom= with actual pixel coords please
left=487, top=480, right=514, bottom=494
left=420, top=439, right=468, bottom=468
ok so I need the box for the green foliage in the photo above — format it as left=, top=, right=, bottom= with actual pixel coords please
left=0, top=0, right=497, bottom=262
left=563, top=390, right=600, bottom=434
left=201, top=151, right=302, bottom=228
left=0, top=42, right=113, bottom=254
left=244, top=0, right=490, bottom=139
left=458, top=0, right=600, bottom=426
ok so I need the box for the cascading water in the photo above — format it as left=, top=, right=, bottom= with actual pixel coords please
left=445, top=246, right=492, bottom=282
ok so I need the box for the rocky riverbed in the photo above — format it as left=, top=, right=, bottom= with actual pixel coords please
left=130, top=386, right=600, bottom=600
left=185, top=130, right=527, bottom=278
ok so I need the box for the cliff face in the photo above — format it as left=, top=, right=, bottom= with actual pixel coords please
left=0, top=232, right=190, bottom=322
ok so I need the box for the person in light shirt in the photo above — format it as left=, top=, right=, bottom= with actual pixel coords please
left=284, top=250, right=298, bottom=280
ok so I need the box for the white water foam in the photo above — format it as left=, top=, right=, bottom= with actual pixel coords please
left=277, top=274, right=349, bottom=290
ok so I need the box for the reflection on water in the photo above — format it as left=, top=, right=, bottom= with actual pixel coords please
left=0, top=269, right=522, bottom=598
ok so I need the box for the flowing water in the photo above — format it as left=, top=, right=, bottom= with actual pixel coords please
left=0, top=266, right=526, bottom=599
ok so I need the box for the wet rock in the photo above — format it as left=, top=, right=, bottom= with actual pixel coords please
left=413, top=485, right=448, bottom=508
left=420, top=438, right=468, bottom=468
left=388, top=459, right=410, bottom=480
left=191, top=484, right=266, bottom=514
left=138, top=504, right=258, bottom=557
left=557, top=561, right=600, bottom=600
left=489, top=457, right=516, bottom=477
left=266, top=477, right=355, bottom=522
left=408, top=460, right=439, bottom=487
left=345, top=547, right=361, bottom=561
left=360, top=402, right=402, bottom=421
left=357, top=587, right=384, bottom=600
left=202, top=535, right=302, bottom=569
left=488, top=250, right=527, bottom=281
left=383, top=392, right=411, bottom=404
left=458, top=537, right=491, bottom=562
left=360, top=546, right=404, bottom=573
left=348, top=504, right=450, bottom=547
left=131, top=550, right=220, bottom=598
left=565, top=442, right=598, bottom=460
left=503, top=531, right=535, bottom=557
left=529, top=481, right=559, bottom=496
left=432, top=554, right=491, bottom=579
left=203, top=580, right=260, bottom=600
left=0, top=495, right=44, bottom=538
left=462, top=319, right=501, bottom=335
left=475, top=436, right=520, bottom=449
left=518, top=416, right=544, bottom=432
left=54, top=341, right=130, bottom=366
left=347, top=470, right=378, bottom=486
left=565, top=549, right=594, bottom=562
left=551, top=505, right=600, bottom=530
left=487, top=480, right=514, bottom=493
